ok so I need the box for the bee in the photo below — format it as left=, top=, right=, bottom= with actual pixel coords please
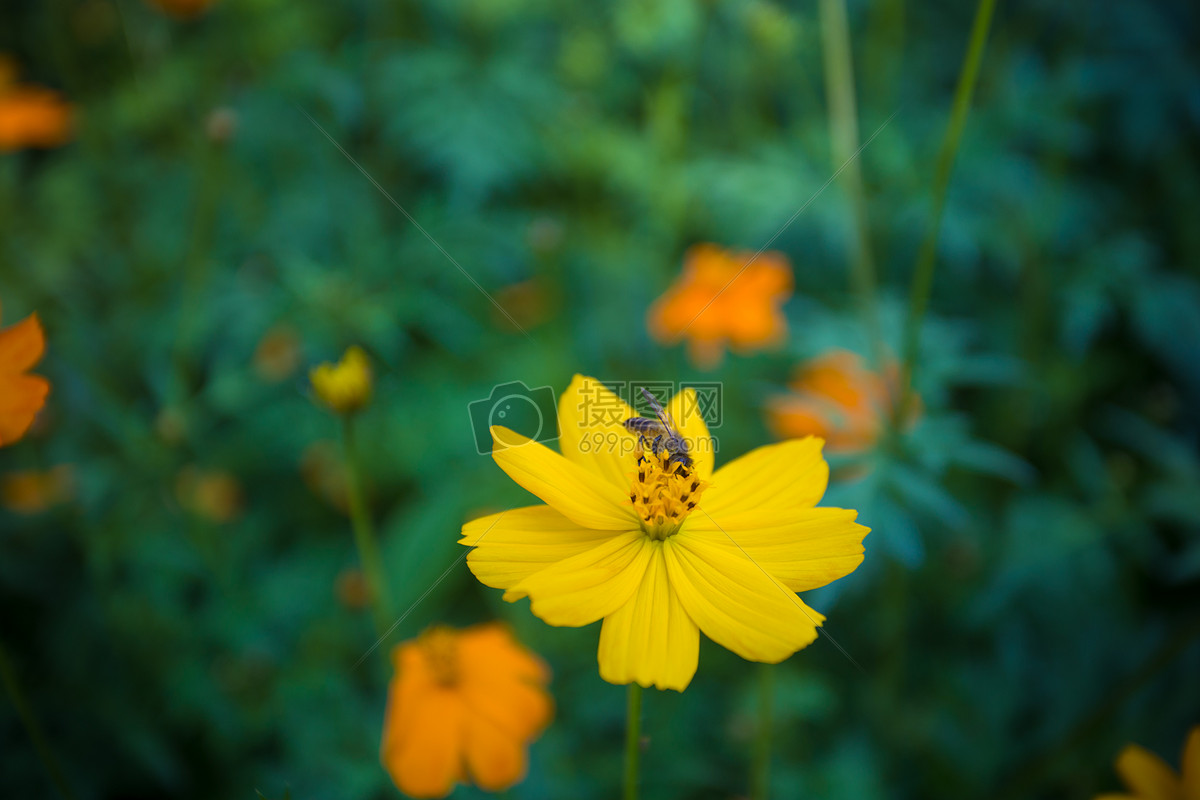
left=624, top=388, right=693, bottom=474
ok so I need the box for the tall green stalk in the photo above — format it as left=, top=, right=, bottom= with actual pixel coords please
left=820, top=0, right=883, bottom=365
left=897, top=0, right=999, bottom=422
left=751, top=663, right=775, bottom=800
left=0, top=642, right=77, bottom=800
left=341, top=416, right=392, bottom=634
left=624, top=684, right=643, bottom=800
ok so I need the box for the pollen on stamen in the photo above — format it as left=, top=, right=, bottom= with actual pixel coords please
left=627, top=448, right=708, bottom=540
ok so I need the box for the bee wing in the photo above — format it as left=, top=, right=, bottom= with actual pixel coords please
left=625, top=417, right=667, bottom=436
left=638, top=388, right=680, bottom=434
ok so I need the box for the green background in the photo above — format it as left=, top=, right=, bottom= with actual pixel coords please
left=2, top=0, right=1198, bottom=798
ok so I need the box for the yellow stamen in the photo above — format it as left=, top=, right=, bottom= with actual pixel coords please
left=628, top=450, right=707, bottom=540
left=419, top=626, right=460, bottom=686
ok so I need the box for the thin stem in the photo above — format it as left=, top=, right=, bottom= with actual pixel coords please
left=0, top=641, right=77, bottom=800
left=896, top=0, right=998, bottom=423
left=819, top=0, right=884, bottom=367
left=341, top=415, right=392, bottom=633
left=751, top=662, right=775, bottom=800
left=624, top=683, right=643, bottom=800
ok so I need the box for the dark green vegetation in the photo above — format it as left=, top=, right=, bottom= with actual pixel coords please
left=2, top=0, right=1198, bottom=798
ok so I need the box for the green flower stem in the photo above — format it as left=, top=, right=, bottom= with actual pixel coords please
left=341, top=415, right=392, bottom=634
left=624, top=683, right=643, bottom=800
left=820, top=0, right=884, bottom=367
left=897, top=0, right=998, bottom=423
left=0, top=641, right=77, bottom=800
left=752, top=662, right=775, bottom=800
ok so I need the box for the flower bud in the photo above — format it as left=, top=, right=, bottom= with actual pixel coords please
left=309, top=346, right=372, bottom=415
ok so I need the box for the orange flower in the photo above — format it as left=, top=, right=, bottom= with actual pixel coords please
left=381, top=623, right=553, bottom=799
left=766, top=349, right=916, bottom=453
left=0, top=59, right=73, bottom=151
left=253, top=324, right=302, bottom=383
left=1095, top=725, right=1199, bottom=800
left=493, top=279, right=552, bottom=330
left=175, top=466, right=243, bottom=522
left=648, top=244, right=793, bottom=369
left=334, top=568, right=371, bottom=610
left=144, top=0, right=217, bottom=19
left=0, top=308, right=50, bottom=447
left=1, top=465, right=74, bottom=514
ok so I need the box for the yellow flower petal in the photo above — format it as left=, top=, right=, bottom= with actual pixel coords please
left=504, top=531, right=650, bottom=627
left=1182, top=726, right=1200, bottom=800
left=703, top=437, right=828, bottom=516
left=490, top=426, right=636, bottom=530
left=1116, top=744, right=1181, bottom=800
left=461, top=506, right=618, bottom=590
left=598, top=541, right=700, bottom=691
left=665, top=387, right=714, bottom=481
left=664, top=533, right=823, bottom=663
left=683, top=507, right=868, bottom=592
left=556, top=374, right=638, bottom=491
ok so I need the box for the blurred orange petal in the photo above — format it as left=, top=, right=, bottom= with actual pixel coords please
left=766, top=349, right=916, bottom=454
left=0, top=312, right=45, bottom=373
left=648, top=244, right=793, bottom=369
left=0, top=86, right=73, bottom=151
left=0, top=312, right=50, bottom=448
left=175, top=466, right=244, bottom=523
left=0, top=465, right=74, bottom=514
left=381, top=623, right=552, bottom=798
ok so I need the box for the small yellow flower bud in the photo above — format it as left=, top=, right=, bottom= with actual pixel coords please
left=309, top=346, right=372, bottom=415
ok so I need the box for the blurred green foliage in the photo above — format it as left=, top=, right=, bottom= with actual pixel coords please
left=2, top=0, right=1199, bottom=798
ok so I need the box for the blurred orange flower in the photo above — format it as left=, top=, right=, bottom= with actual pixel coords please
left=381, top=623, right=553, bottom=799
left=1095, top=725, right=1199, bottom=800
left=144, top=0, right=217, bottom=19
left=253, top=324, right=302, bottom=383
left=766, top=349, right=916, bottom=453
left=0, top=307, right=50, bottom=447
left=493, top=279, right=552, bottom=330
left=334, top=568, right=371, bottom=610
left=648, top=244, right=793, bottom=369
left=175, top=466, right=243, bottom=523
left=1, top=465, right=74, bottom=514
left=0, top=58, right=73, bottom=151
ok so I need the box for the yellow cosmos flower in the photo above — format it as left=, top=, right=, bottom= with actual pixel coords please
left=309, top=345, right=372, bottom=415
left=460, top=375, right=869, bottom=692
left=1096, top=725, right=1199, bottom=800
left=381, top=623, right=553, bottom=799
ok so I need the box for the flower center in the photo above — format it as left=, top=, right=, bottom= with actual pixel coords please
left=419, top=626, right=460, bottom=687
left=628, top=450, right=707, bottom=540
